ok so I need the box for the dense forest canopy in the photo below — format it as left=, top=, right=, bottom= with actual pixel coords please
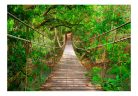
left=7, top=5, right=131, bottom=91
left=8, top=5, right=130, bottom=34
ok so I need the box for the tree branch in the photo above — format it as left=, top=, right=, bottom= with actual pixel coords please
left=43, top=5, right=56, bottom=16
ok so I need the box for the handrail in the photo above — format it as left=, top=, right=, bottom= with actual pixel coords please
left=54, top=27, right=66, bottom=49
left=8, top=34, right=31, bottom=42
left=8, top=12, right=65, bottom=91
left=72, top=21, right=131, bottom=43
left=8, top=12, right=64, bottom=49
left=73, top=36, right=130, bottom=52
left=93, top=36, right=130, bottom=48
left=93, top=21, right=131, bottom=39
left=73, top=21, right=131, bottom=51
left=8, top=34, right=59, bottom=48
left=56, top=35, right=62, bottom=48
left=56, top=35, right=66, bottom=48
left=8, top=12, right=46, bottom=37
left=72, top=40, right=86, bottom=51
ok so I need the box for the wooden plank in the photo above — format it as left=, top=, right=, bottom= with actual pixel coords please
left=40, top=39, right=96, bottom=91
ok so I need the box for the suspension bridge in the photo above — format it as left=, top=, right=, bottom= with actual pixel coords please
left=7, top=11, right=131, bottom=91
left=40, top=34, right=96, bottom=90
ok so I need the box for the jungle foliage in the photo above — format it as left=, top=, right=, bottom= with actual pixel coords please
left=7, top=5, right=131, bottom=91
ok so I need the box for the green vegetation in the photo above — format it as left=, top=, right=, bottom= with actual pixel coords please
left=72, top=5, right=130, bottom=91
left=8, top=5, right=130, bottom=91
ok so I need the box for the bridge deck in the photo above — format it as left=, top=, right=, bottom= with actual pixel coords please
left=40, top=38, right=96, bottom=91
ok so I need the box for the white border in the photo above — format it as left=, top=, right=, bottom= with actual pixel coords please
left=131, top=0, right=138, bottom=95
left=0, top=0, right=7, bottom=95
left=1, top=0, right=137, bottom=96
left=6, top=0, right=131, bottom=5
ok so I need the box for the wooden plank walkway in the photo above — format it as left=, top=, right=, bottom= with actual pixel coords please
left=40, top=37, right=96, bottom=91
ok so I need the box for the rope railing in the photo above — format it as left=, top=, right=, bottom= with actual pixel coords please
left=8, top=34, right=60, bottom=49
left=73, top=36, right=130, bottom=52
left=91, top=36, right=130, bottom=49
left=8, top=12, right=66, bottom=91
left=93, top=21, right=131, bottom=39
left=72, top=41, right=87, bottom=51
left=54, top=27, right=66, bottom=49
left=73, top=21, right=131, bottom=51
left=8, top=11, right=66, bottom=49
left=8, top=12, right=46, bottom=37
left=72, top=21, right=131, bottom=90
left=56, top=35, right=66, bottom=48
left=8, top=12, right=66, bottom=49
left=8, top=34, right=31, bottom=43
left=73, top=21, right=131, bottom=43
